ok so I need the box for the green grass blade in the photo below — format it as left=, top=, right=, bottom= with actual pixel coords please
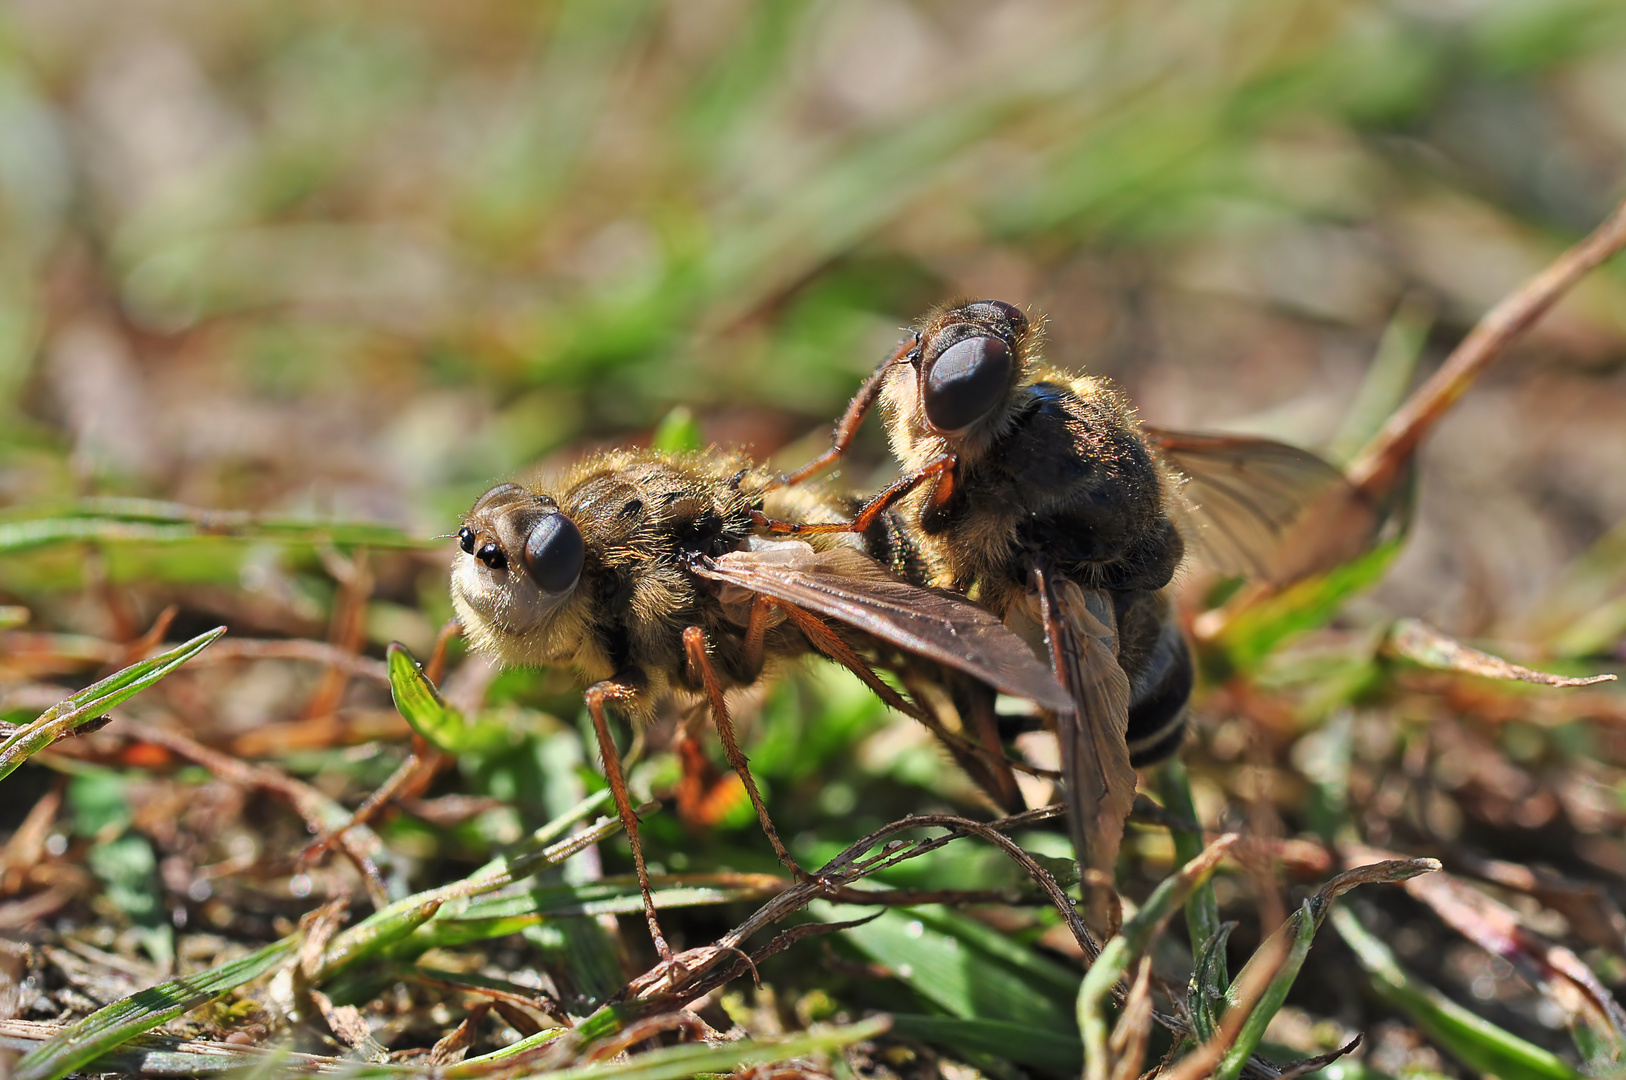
left=813, top=902, right=1075, bottom=1030
left=451, top=1016, right=887, bottom=1080
left=313, top=897, right=444, bottom=983
left=1213, top=900, right=1319, bottom=1080
left=0, top=504, right=427, bottom=555
left=1081, top=836, right=1234, bottom=1080
left=1190, top=922, right=1237, bottom=1043
left=508, top=1017, right=887, bottom=1080
left=888, top=1014, right=1083, bottom=1073
left=386, top=642, right=471, bottom=753
left=1158, top=758, right=1224, bottom=981
left=1217, top=536, right=1405, bottom=671
left=14, top=934, right=298, bottom=1080
left=1328, top=295, right=1433, bottom=464
left=649, top=406, right=701, bottom=453
left=1332, top=906, right=1582, bottom=1080
left=315, top=799, right=628, bottom=983
left=0, top=626, right=225, bottom=784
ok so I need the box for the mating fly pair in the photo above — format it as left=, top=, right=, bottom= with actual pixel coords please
left=774, top=300, right=1353, bottom=927
left=450, top=449, right=1072, bottom=963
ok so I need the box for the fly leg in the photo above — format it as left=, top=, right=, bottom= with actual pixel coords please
left=755, top=453, right=957, bottom=536
left=893, top=668, right=1022, bottom=814
left=674, top=699, right=729, bottom=829
left=946, top=674, right=1025, bottom=814
left=682, top=625, right=810, bottom=882
left=583, top=674, right=671, bottom=963
left=774, top=337, right=912, bottom=488
left=772, top=602, right=930, bottom=725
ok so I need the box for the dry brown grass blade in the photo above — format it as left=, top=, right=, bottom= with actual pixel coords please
left=1161, top=929, right=1292, bottom=1080
left=1451, top=853, right=1626, bottom=954
left=1347, top=194, right=1626, bottom=496
left=1276, top=1036, right=1363, bottom=1080
left=1108, top=955, right=1155, bottom=1080
left=122, top=722, right=392, bottom=908
left=428, top=1003, right=491, bottom=1067
left=1385, top=619, right=1616, bottom=687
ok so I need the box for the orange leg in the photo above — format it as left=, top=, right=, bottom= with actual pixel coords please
left=425, top=619, right=463, bottom=686
left=773, top=603, right=928, bottom=725
left=774, top=338, right=913, bottom=489
left=584, top=676, right=671, bottom=963
left=948, top=675, right=1025, bottom=814
left=673, top=700, right=715, bottom=828
left=682, top=626, right=810, bottom=880
left=756, top=453, right=958, bottom=536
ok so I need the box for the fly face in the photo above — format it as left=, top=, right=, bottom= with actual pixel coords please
left=451, top=482, right=587, bottom=644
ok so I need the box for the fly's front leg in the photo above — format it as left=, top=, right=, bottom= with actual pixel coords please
left=583, top=674, right=671, bottom=963
left=755, top=453, right=958, bottom=536
left=774, top=338, right=912, bottom=489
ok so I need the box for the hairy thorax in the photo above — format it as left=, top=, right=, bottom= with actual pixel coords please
left=880, top=368, right=1184, bottom=613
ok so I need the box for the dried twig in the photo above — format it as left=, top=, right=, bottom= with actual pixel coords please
left=1348, top=195, right=1626, bottom=495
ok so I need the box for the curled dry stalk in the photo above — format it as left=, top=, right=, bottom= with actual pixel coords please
left=623, top=804, right=1098, bottom=1004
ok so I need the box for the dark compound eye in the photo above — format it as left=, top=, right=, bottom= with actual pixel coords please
left=458, top=526, right=477, bottom=554
left=476, top=541, right=507, bottom=570
left=521, top=512, right=584, bottom=594
left=923, top=335, right=1011, bottom=433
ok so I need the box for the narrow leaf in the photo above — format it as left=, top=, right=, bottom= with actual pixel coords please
left=1158, top=759, right=1224, bottom=982
left=1081, top=835, right=1235, bottom=1080
left=1332, top=907, right=1583, bottom=1080
left=889, top=1014, right=1082, bottom=1073
left=387, top=643, right=473, bottom=753
left=14, top=935, right=297, bottom=1080
left=814, top=902, right=1075, bottom=1030
left=649, top=406, right=702, bottom=453
left=456, top=1016, right=889, bottom=1080
left=0, top=627, right=225, bottom=784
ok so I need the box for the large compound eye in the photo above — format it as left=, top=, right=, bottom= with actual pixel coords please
left=923, top=336, right=1011, bottom=433
left=521, top=512, right=584, bottom=594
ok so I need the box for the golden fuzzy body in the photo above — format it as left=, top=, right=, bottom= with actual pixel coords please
left=452, top=449, right=850, bottom=721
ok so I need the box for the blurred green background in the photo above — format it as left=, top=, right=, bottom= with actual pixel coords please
left=1, top=0, right=1623, bottom=644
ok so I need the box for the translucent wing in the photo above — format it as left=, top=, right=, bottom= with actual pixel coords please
left=1032, top=572, right=1134, bottom=934
left=693, top=542, right=1074, bottom=713
left=1141, top=427, right=1360, bottom=585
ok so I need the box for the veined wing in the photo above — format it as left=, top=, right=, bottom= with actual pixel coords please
left=1142, top=427, right=1365, bottom=585
left=694, top=542, right=1073, bottom=714
left=1032, top=569, right=1134, bottom=933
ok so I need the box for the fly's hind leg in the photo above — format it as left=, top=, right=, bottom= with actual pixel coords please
left=584, top=675, right=671, bottom=964
left=681, top=626, right=817, bottom=884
